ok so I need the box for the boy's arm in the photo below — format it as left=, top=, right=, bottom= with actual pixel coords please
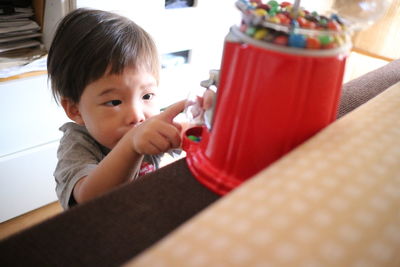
left=72, top=136, right=143, bottom=204
left=73, top=100, right=186, bottom=204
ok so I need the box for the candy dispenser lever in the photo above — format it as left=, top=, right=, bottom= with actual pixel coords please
left=200, top=69, right=219, bottom=88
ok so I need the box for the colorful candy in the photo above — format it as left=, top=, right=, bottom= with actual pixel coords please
left=188, top=135, right=201, bottom=142
left=288, top=33, right=306, bottom=48
left=236, top=0, right=349, bottom=50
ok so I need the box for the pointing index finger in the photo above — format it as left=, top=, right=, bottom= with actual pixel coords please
left=159, top=100, right=187, bottom=122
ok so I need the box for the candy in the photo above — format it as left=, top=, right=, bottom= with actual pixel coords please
left=296, top=16, right=308, bottom=27
left=328, top=20, right=341, bottom=31
left=288, top=33, right=306, bottom=48
left=267, top=0, right=279, bottom=8
left=188, top=135, right=201, bottom=142
left=236, top=0, right=349, bottom=50
left=306, top=36, right=321, bottom=49
left=331, top=14, right=344, bottom=25
left=268, top=16, right=281, bottom=24
left=280, top=2, right=291, bottom=8
left=319, top=35, right=334, bottom=45
left=253, top=28, right=268, bottom=40
left=245, top=26, right=257, bottom=36
left=319, top=18, right=328, bottom=26
left=254, top=8, right=267, bottom=16
left=276, top=13, right=290, bottom=25
left=257, top=3, right=270, bottom=11
left=273, top=35, right=288, bottom=45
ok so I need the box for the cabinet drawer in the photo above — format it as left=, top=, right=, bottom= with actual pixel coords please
left=0, top=75, right=68, bottom=157
left=0, top=142, right=59, bottom=222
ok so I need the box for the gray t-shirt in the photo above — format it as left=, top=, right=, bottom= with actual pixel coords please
left=54, top=122, right=163, bottom=210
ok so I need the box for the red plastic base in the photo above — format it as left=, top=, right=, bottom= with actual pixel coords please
left=184, top=126, right=238, bottom=195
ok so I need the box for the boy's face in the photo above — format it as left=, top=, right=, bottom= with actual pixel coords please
left=68, top=66, right=159, bottom=149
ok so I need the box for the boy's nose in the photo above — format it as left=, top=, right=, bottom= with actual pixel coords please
left=127, top=105, right=145, bottom=126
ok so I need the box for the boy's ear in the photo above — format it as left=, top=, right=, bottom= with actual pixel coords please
left=61, top=98, right=85, bottom=125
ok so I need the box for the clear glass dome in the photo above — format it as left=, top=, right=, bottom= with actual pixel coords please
left=235, top=0, right=392, bottom=49
left=331, top=0, right=392, bottom=30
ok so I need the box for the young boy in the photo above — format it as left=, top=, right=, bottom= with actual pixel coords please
left=47, top=8, right=185, bottom=209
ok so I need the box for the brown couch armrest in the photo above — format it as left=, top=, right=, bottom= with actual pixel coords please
left=337, top=58, right=400, bottom=118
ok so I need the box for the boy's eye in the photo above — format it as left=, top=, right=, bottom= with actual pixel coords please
left=143, top=93, right=155, bottom=100
left=105, top=100, right=122, bottom=106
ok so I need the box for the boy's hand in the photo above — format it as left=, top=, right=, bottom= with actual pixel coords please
left=130, top=100, right=186, bottom=155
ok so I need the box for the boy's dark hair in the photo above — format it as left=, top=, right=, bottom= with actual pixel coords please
left=47, top=8, right=160, bottom=104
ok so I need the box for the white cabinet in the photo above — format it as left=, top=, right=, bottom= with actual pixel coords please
left=0, top=142, right=60, bottom=222
left=0, top=75, right=69, bottom=222
left=0, top=75, right=66, bottom=156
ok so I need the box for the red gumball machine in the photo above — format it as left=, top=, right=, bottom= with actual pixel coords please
left=183, top=0, right=354, bottom=195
